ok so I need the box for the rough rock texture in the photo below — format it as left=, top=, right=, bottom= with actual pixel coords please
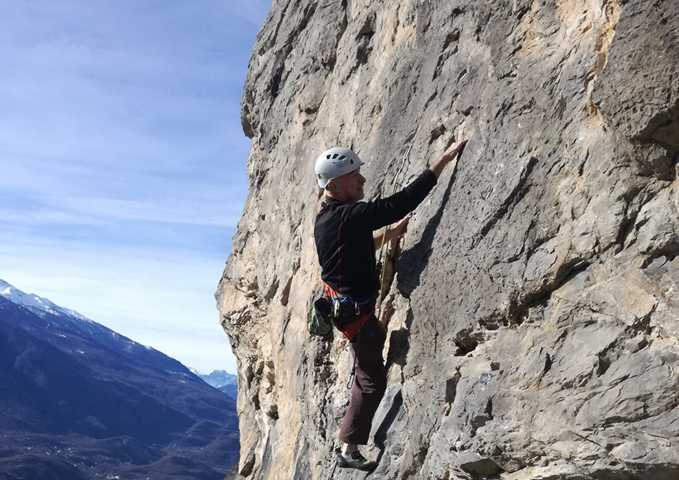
left=216, top=0, right=679, bottom=479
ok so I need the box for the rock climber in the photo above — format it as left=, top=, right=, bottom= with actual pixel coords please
left=313, top=138, right=468, bottom=472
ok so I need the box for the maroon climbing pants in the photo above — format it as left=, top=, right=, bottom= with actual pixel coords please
left=338, top=315, right=387, bottom=445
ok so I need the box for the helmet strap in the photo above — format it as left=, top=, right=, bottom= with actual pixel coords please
left=325, top=176, right=351, bottom=202
left=340, top=176, right=351, bottom=200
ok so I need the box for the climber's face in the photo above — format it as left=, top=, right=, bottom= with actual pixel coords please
left=342, top=168, right=366, bottom=202
left=328, top=168, right=366, bottom=202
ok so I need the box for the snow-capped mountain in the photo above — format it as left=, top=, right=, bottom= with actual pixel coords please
left=0, top=279, right=90, bottom=321
left=0, top=278, right=239, bottom=480
left=192, top=368, right=237, bottom=388
left=192, top=368, right=238, bottom=399
left=0, top=279, right=177, bottom=370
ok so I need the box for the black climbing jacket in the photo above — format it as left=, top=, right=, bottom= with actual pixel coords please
left=314, top=169, right=438, bottom=298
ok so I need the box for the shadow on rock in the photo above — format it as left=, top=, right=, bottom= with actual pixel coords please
left=397, top=165, right=459, bottom=297
left=373, top=389, right=404, bottom=471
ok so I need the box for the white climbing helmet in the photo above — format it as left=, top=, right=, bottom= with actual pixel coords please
left=314, top=147, right=364, bottom=188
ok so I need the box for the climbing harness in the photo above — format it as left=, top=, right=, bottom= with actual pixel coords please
left=323, top=284, right=375, bottom=338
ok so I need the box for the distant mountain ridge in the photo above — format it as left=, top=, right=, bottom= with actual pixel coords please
left=0, top=279, right=178, bottom=370
left=193, top=369, right=238, bottom=399
left=0, top=279, right=239, bottom=480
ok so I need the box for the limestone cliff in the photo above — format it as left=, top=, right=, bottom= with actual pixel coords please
left=216, top=0, right=679, bottom=478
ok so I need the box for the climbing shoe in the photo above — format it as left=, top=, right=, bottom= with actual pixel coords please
left=336, top=451, right=378, bottom=472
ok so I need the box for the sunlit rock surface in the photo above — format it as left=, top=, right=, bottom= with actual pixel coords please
left=217, top=0, right=679, bottom=478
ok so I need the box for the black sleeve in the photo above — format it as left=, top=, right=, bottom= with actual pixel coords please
left=346, top=169, right=438, bottom=231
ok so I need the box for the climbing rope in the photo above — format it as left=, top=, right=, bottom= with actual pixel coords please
left=375, top=143, right=413, bottom=320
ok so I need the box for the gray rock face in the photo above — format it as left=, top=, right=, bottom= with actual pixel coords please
left=216, top=0, right=679, bottom=478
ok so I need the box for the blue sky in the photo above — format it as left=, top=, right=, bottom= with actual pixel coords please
left=0, top=0, right=272, bottom=374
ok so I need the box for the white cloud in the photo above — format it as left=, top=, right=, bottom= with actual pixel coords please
left=0, top=0, right=273, bottom=373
